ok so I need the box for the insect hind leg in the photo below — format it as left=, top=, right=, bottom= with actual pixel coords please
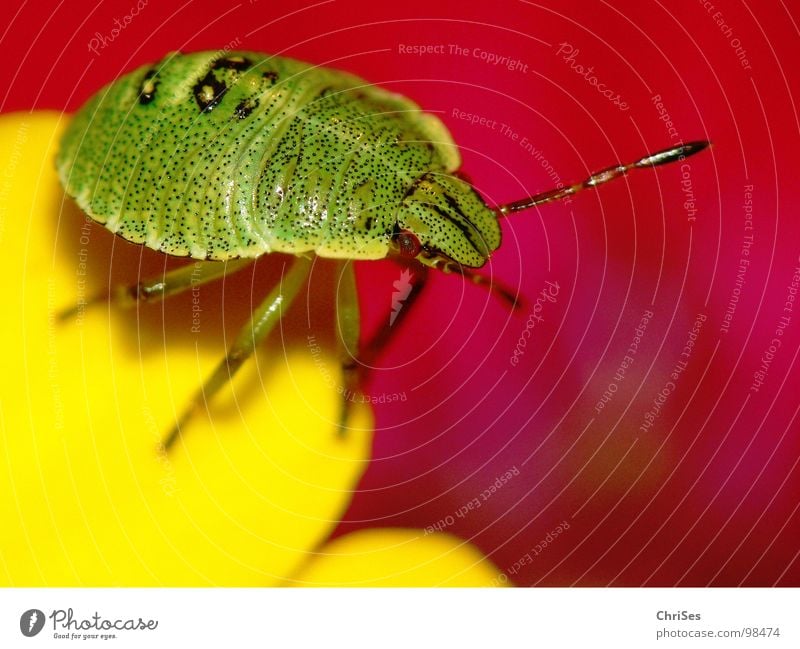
left=162, top=256, right=312, bottom=450
left=56, top=258, right=254, bottom=321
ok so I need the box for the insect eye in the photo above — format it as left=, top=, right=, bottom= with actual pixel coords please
left=394, top=229, right=421, bottom=258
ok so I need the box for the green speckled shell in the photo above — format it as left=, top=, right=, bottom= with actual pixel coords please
left=57, top=50, right=501, bottom=266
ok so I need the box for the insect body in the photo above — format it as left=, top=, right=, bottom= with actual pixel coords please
left=57, top=50, right=709, bottom=447
left=58, top=50, right=496, bottom=268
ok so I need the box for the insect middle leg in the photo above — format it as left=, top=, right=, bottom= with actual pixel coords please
left=57, top=258, right=254, bottom=321
left=163, top=255, right=312, bottom=450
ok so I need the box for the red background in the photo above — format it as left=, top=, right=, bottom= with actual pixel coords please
left=3, top=0, right=798, bottom=586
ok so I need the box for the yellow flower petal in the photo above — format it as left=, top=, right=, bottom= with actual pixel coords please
left=289, top=529, right=506, bottom=587
left=0, top=112, right=372, bottom=586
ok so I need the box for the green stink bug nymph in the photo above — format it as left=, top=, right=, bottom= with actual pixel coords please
left=57, top=50, right=709, bottom=448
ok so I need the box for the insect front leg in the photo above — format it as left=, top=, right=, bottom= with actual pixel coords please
left=334, top=259, right=429, bottom=435
left=162, top=255, right=312, bottom=450
left=441, top=263, right=521, bottom=311
left=359, top=258, right=429, bottom=372
left=57, top=258, right=254, bottom=321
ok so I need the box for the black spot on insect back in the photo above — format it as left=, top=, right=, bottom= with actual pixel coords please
left=234, top=97, right=259, bottom=120
left=138, top=69, right=158, bottom=105
left=192, top=70, right=228, bottom=113
left=212, top=55, right=252, bottom=71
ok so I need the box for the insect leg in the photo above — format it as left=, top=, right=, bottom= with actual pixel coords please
left=360, top=258, right=429, bottom=371
left=162, top=255, right=312, bottom=450
left=335, top=260, right=361, bottom=436
left=497, top=140, right=711, bottom=214
left=441, top=263, right=521, bottom=311
left=331, top=259, right=429, bottom=434
left=57, top=258, right=254, bottom=321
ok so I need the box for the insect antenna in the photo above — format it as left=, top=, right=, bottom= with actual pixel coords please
left=496, top=141, right=711, bottom=215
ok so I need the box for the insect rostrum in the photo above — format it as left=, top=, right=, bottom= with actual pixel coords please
left=57, top=50, right=709, bottom=448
